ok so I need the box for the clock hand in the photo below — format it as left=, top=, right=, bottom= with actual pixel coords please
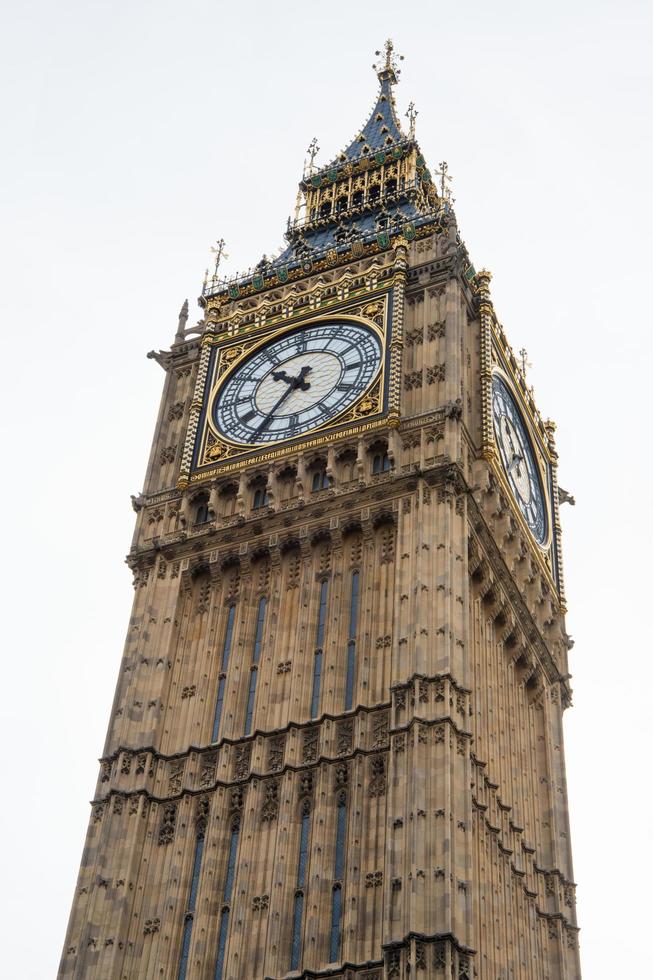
left=507, top=453, right=523, bottom=476
left=293, top=365, right=312, bottom=391
left=249, top=366, right=315, bottom=442
left=503, top=419, right=516, bottom=454
left=250, top=386, right=295, bottom=441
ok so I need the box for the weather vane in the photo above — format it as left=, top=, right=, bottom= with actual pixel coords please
left=405, top=101, right=418, bottom=137
left=210, top=238, right=228, bottom=278
left=435, top=161, right=453, bottom=202
left=519, top=348, right=532, bottom=376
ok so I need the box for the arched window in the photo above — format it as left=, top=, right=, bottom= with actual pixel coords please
left=329, top=794, right=347, bottom=962
left=311, top=470, right=329, bottom=492
left=372, top=452, right=391, bottom=475
left=344, top=571, right=360, bottom=711
left=368, top=185, right=380, bottom=204
left=211, top=605, right=236, bottom=742
left=290, top=803, right=312, bottom=970
left=310, top=579, right=329, bottom=718
left=192, top=493, right=210, bottom=525
left=320, top=200, right=332, bottom=218
left=336, top=195, right=348, bottom=214
left=385, top=177, right=397, bottom=195
left=253, top=487, right=269, bottom=510
left=213, top=818, right=240, bottom=980
left=244, top=597, right=267, bottom=735
left=352, top=189, right=363, bottom=208
left=177, top=812, right=208, bottom=980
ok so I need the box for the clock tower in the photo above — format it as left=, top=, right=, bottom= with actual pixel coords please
left=60, top=41, right=581, bottom=979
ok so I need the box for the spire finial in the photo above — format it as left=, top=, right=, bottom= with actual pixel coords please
left=304, top=137, right=320, bottom=178
left=435, top=161, right=454, bottom=202
left=373, top=38, right=403, bottom=83
left=210, top=238, right=228, bottom=279
left=175, top=298, right=189, bottom=341
left=519, top=348, right=532, bottom=377
left=405, top=101, right=418, bottom=137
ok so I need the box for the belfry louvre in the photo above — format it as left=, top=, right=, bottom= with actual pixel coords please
left=60, top=40, right=581, bottom=980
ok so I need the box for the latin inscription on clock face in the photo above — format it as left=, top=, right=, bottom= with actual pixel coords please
left=492, top=374, right=548, bottom=546
left=213, top=320, right=382, bottom=445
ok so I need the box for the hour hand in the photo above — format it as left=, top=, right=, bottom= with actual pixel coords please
left=508, top=453, right=523, bottom=475
left=272, top=369, right=293, bottom=384
left=294, top=365, right=312, bottom=390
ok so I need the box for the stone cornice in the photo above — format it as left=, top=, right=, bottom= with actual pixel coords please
left=466, top=492, right=567, bottom=693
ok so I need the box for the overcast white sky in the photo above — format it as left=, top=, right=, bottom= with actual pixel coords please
left=1, top=1, right=651, bottom=976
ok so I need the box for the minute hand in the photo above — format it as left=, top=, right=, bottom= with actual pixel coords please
left=250, top=385, right=295, bottom=441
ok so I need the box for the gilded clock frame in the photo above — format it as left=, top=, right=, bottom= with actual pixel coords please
left=490, top=365, right=553, bottom=553
left=187, top=290, right=394, bottom=481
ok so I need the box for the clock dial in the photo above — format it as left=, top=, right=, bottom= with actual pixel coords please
left=212, top=320, right=382, bottom=445
left=492, top=374, right=548, bottom=545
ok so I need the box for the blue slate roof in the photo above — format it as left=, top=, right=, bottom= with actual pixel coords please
left=271, top=201, right=430, bottom=270
left=334, top=73, right=405, bottom=163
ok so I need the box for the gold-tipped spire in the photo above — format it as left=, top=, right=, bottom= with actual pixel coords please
left=373, top=38, right=404, bottom=84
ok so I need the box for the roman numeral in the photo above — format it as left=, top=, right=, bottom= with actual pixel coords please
left=241, top=410, right=256, bottom=423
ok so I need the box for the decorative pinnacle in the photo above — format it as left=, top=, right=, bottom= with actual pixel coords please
left=405, top=101, right=418, bottom=137
left=373, top=38, right=403, bottom=83
left=435, top=161, right=453, bottom=201
left=475, top=268, right=493, bottom=300
left=175, top=298, right=189, bottom=341
left=210, top=238, right=228, bottom=278
left=519, top=348, right=532, bottom=377
left=304, top=137, right=320, bottom=177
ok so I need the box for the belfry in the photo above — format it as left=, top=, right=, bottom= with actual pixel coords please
left=60, top=41, right=581, bottom=979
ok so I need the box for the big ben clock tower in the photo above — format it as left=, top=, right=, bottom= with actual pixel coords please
left=60, top=41, right=581, bottom=980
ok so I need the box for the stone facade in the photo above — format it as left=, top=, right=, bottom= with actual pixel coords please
left=59, top=53, right=580, bottom=980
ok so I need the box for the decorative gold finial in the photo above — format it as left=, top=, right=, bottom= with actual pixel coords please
left=519, top=348, right=532, bottom=377
left=405, top=101, right=418, bottom=137
left=210, top=238, right=228, bottom=279
left=475, top=268, right=492, bottom=300
left=373, top=38, right=403, bottom=82
left=304, top=137, right=320, bottom=177
left=435, top=161, right=453, bottom=202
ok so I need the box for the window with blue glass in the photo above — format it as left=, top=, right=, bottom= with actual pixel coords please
left=177, top=809, right=208, bottom=980
left=252, top=487, right=269, bottom=509
left=244, top=596, right=267, bottom=735
left=372, top=451, right=391, bottom=475
left=192, top=493, right=210, bottom=526
left=344, top=571, right=360, bottom=711
left=311, top=469, right=329, bottom=492
left=290, top=801, right=312, bottom=970
left=213, top=817, right=240, bottom=980
left=310, top=580, right=329, bottom=718
left=211, top=605, right=236, bottom=742
left=329, top=793, right=347, bottom=963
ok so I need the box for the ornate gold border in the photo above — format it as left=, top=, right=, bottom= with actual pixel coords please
left=187, top=292, right=392, bottom=478
left=490, top=366, right=553, bottom=553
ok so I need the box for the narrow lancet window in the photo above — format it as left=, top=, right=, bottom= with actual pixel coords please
left=344, top=571, right=360, bottom=711
left=244, top=596, right=267, bottom=735
left=211, top=605, right=236, bottom=742
left=310, top=580, right=328, bottom=718
left=178, top=808, right=208, bottom=980
left=329, top=794, right=347, bottom=962
left=290, top=803, right=311, bottom=970
left=214, top=818, right=240, bottom=980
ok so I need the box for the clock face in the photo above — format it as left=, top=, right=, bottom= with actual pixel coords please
left=212, top=320, right=382, bottom=445
left=492, top=374, right=548, bottom=545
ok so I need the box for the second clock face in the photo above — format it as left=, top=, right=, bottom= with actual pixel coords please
left=492, top=374, right=548, bottom=546
left=213, top=320, right=382, bottom=445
